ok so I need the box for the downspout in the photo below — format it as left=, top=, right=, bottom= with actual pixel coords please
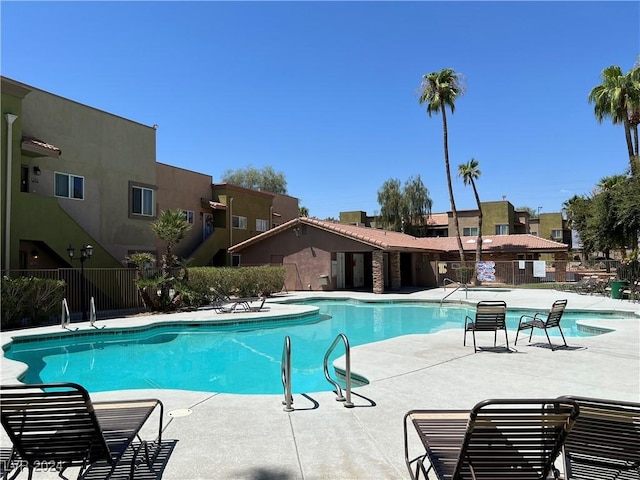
left=228, top=197, right=234, bottom=265
left=270, top=206, right=273, bottom=229
left=4, top=114, right=18, bottom=275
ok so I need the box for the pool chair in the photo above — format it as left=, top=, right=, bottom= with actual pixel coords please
left=403, top=398, right=580, bottom=480
left=558, top=395, right=640, bottom=480
left=463, top=300, right=508, bottom=352
left=515, top=299, right=567, bottom=351
left=0, top=382, right=164, bottom=480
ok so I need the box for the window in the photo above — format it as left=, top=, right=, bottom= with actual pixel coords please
left=551, top=229, right=563, bottom=240
left=256, top=219, right=269, bottom=232
left=132, top=186, right=154, bottom=216
left=55, top=172, right=84, bottom=200
left=232, top=215, right=247, bottom=229
left=495, top=224, right=509, bottom=235
left=463, top=227, right=478, bottom=236
left=231, top=254, right=241, bottom=267
left=184, top=210, right=194, bottom=224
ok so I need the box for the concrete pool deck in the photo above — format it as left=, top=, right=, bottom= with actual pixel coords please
left=1, top=287, right=638, bottom=479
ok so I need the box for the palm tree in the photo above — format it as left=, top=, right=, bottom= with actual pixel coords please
left=417, top=68, right=466, bottom=262
left=458, top=159, right=483, bottom=281
left=151, top=209, right=192, bottom=275
left=588, top=65, right=640, bottom=176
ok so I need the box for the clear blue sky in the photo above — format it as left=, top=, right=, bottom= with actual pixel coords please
left=2, top=1, right=638, bottom=220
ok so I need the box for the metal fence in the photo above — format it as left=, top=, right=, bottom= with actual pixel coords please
left=440, top=260, right=638, bottom=288
left=5, top=260, right=637, bottom=319
left=5, top=268, right=144, bottom=318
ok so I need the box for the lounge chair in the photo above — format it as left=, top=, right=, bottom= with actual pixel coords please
left=463, top=300, right=508, bottom=352
left=244, top=296, right=267, bottom=312
left=558, top=395, right=640, bottom=480
left=515, top=299, right=567, bottom=351
left=403, top=398, right=580, bottom=480
left=0, top=382, right=163, bottom=480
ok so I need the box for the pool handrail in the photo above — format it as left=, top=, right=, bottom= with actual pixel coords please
left=442, top=277, right=469, bottom=303
left=61, top=298, right=70, bottom=328
left=323, top=333, right=354, bottom=408
left=281, top=336, right=293, bottom=412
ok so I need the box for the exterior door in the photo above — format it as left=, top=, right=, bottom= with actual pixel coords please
left=336, top=252, right=345, bottom=289
left=353, top=253, right=364, bottom=288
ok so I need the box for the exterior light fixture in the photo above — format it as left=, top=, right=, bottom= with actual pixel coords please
left=33, top=166, right=41, bottom=176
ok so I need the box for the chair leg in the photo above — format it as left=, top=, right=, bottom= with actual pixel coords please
left=544, top=329, right=555, bottom=351
left=472, top=331, right=477, bottom=353
left=515, top=327, right=520, bottom=345
left=504, top=329, right=509, bottom=350
left=463, top=329, right=467, bottom=346
left=493, top=330, right=497, bottom=347
left=557, top=326, right=567, bottom=349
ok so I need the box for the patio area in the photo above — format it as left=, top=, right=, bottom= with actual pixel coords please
left=1, top=287, right=638, bottom=479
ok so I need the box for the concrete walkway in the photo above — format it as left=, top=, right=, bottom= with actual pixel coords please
left=1, top=288, right=638, bottom=479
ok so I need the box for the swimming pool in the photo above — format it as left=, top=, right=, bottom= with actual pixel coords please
left=3, top=299, right=623, bottom=395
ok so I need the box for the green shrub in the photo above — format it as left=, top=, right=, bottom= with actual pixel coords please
left=1, top=276, right=65, bottom=329
left=455, top=267, right=474, bottom=285
left=135, top=266, right=285, bottom=312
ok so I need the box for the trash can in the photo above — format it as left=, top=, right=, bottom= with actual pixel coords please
left=610, top=280, right=628, bottom=299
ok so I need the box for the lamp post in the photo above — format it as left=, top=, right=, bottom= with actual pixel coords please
left=67, top=244, right=93, bottom=320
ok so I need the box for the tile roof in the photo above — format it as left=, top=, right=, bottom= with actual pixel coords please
left=425, top=213, right=449, bottom=226
left=21, top=136, right=62, bottom=155
left=417, top=234, right=567, bottom=252
left=229, top=218, right=568, bottom=253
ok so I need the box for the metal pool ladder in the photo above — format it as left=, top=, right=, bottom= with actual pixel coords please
left=324, top=333, right=354, bottom=408
left=441, top=277, right=468, bottom=303
left=281, top=336, right=293, bottom=412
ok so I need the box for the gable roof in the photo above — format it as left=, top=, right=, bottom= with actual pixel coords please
left=229, top=217, right=568, bottom=254
left=229, top=217, right=440, bottom=253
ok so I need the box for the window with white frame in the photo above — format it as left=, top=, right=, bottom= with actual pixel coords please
left=551, top=229, right=563, bottom=240
left=131, top=185, right=154, bottom=216
left=463, top=227, right=478, bottom=236
left=232, top=215, right=247, bottom=229
left=54, top=172, right=84, bottom=200
left=256, top=219, right=268, bottom=232
left=184, top=210, right=195, bottom=224
left=495, top=224, right=509, bottom=235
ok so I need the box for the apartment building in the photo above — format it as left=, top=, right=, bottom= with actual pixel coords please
left=1, top=77, right=298, bottom=273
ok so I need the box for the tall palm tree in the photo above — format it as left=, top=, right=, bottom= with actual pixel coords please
left=151, top=209, right=192, bottom=275
left=588, top=65, right=640, bottom=176
left=417, top=68, right=466, bottom=262
left=458, top=158, right=483, bottom=280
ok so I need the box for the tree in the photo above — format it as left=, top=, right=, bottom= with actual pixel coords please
left=151, top=209, right=192, bottom=275
left=417, top=68, right=466, bottom=261
left=403, top=175, right=433, bottom=235
left=298, top=206, right=309, bottom=217
left=588, top=64, right=640, bottom=176
left=221, top=165, right=288, bottom=194
left=377, top=178, right=404, bottom=232
left=457, top=158, right=483, bottom=280
left=376, top=176, right=432, bottom=235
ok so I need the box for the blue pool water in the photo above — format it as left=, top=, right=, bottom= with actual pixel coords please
left=4, top=300, right=621, bottom=395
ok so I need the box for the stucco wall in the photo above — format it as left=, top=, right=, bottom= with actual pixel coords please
left=156, top=163, right=213, bottom=258
left=20, top=87, right=157, bottom=263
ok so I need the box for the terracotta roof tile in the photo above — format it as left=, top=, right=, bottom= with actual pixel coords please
left=22, top=136, right=62, bottom=154
left=229, top=218, right=568, bottom=253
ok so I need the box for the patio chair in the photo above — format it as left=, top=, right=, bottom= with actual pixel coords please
left=558, top=395, right=640, bottom=480
left=0, top=382, right=163, bottom=480
left=403, top=398, right=580, bottom=480
left=515, top=299, right=567, bottom=351
left=463, top=300, right=508, bottom=352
